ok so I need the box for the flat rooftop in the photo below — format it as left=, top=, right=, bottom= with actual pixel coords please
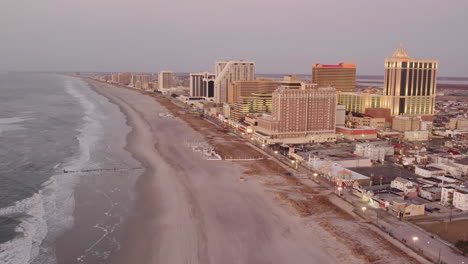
left=336, top=126, right=375, bottom=131
left=419, top=166, right=444, bottom=171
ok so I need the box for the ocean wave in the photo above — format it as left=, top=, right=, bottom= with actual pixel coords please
left=0, top=117, right=28, bottom=135
left=0, top=77, right=103, bottom=264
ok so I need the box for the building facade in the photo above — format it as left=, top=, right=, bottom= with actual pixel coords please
left=190, top=72, right=216, bottom=97
left=383, top=45, right=438, bottom=116
left=214, top=61, right=255, bottom=103
left=453, top=189, right=468, bottom=211
left=336, top=105, right=346, bottom=126
left=158, top=71, right=175, bottom=90
left=404, top=130, right=429, bottom=141
left=312, top=63, right=356, bottom=92
left=346, top=112, right=386, bottom=130
left=336, top=126, right=378, bottom=140
left=117, top=72, right=132, bottom=85
left=337, top=92, right=384, bottom=113
left=449, top=118, right=468, bottom=130
left=230, top=93, right=273, bottom=122
left=391, top=177, right=417, bottom=195
left=392, top=115, right=421, bottom=131
left=255, top=84, right=336, bottom=144
left=354, top=143, right=394, bottom=162
left=228, top=79, right=279, bottom=104
left=131, top=74, right=151, bottom=89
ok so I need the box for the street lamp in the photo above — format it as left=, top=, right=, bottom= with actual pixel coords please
left=274, top=150, right=278, bottom=154
left=313, top=173, right=318, bottom=177
left=291, top=159, right=298, bottom=169
left=412, top=236, right=419, bottom=248
left=337, top=186, right=343, bottom=196
left=361, top=206, right=367, bottom=212
left=261, top=144, right=265, bottom=147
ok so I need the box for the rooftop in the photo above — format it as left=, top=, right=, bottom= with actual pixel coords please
left=313, top=62, right=356, bottom=68
left=455, top=158, right=468, bottom=165
left=336, top=126, right=376, bottom=131
left=418, top=166, right=444, bottom=171
left=393, top=177, right=410, bottom=184
left=391, top=44, right=410, bottom=59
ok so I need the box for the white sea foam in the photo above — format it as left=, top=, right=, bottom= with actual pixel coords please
left=0, top=77, right=103, bottom=264
left=0, top=117, right=28, bottom=135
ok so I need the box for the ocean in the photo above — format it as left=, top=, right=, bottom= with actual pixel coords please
left=0, top=73, right=139, bottom=264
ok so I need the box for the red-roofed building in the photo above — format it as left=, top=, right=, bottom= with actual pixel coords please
left=336, top=126, right=377, bottom=140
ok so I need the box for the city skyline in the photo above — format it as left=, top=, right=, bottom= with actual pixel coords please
left=2, top=1, right=468, bottom=76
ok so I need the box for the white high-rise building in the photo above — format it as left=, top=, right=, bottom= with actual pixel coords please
left=158, top=71, right=175, bottom=90
left=214, top=61, right=255, bottom=103
left=190, top=72, right=216, bottom=97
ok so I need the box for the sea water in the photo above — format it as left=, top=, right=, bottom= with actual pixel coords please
left=0, top=73, right=138, bottom=264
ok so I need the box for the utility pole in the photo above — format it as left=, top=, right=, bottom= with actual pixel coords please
left=437, top=247, right=441, bottom=264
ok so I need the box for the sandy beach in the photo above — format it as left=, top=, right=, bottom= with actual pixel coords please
left=87, top=80, right=421, bottom=264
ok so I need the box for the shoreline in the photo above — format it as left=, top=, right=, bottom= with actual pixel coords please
left=83, top=79, right=423, bottom=264
left=53, top=77, right=140, bottom=264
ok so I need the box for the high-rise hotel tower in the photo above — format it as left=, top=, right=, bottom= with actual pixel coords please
left=214, top=61, right=255, bottom=103
left=383, top=45, right=437, bottom=117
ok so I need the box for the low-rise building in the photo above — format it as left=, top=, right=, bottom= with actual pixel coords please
left=419, top=187, right=442, bottom=201
left=392, top=115, right=421, bottom=131
left=345, top=112, right=386, bottom=130
left=336, top=126, right=377, bottom=141
left=441, top=187, right=455, bottom=205
left=415, top=166, right=445, bottom=178
left=453, top=188, right=468, bottom=211
left=390, top=177, right=417, bottom=195
left=420, top=121, right=433, bottom=132
left=354, top=142, right=394, bottom=162
left=454, top=158, right=468, bottom=177
left=449, top=118, right=468, bottom=130
left=392, top=198, right=425, bottom=217
left=404, top=130, right=429, bottom=141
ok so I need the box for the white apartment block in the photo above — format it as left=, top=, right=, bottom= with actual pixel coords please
left=214, top=61, right=255, bottom=103
left=354, top=143, right=394, bottom=162
left=442, top=187, right=468, bottom=210
left=441, top=187, right=454, bottom=205
left=419, top=187, right=441, bottom=201
left=158, top=71, right=175, bottom=90
left=453, top=189, right=468, bottom=211
left=420, top=121, right=433, bottom=131
left=415, top=166, right=445, bottom=178
left=390, top=177, right=417, bottom=194
left=449, top=118, right=468, bottom=130
left=404, top=130, right=429, bottom=141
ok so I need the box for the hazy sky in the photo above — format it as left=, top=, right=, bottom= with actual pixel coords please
left=2, top=0, right=467, bottom=76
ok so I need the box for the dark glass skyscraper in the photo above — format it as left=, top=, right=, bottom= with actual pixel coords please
left=383, top=45, right=437, bottom=116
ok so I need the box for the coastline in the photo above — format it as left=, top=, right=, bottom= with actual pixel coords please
left=83, top=79, right=424, bottom=264
left=52, top=77, right=140, bottom=264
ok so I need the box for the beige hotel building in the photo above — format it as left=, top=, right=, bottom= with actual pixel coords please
left=255, top=84, right=337, bottom=144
